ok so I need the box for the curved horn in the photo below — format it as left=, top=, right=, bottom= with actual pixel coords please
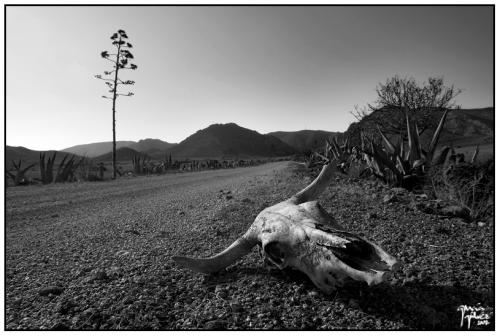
left=172, top=231, right=258, bottom=273
left=292, top=159, right=338, bottom=204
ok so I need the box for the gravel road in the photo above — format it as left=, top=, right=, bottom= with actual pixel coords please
left=5, top=161, right=494, bottom=330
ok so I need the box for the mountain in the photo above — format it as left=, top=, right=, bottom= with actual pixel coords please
left=437, top=108, right=494, bottom=146
left=268, top=130, right=342, bottom=153
left=127, top=138, right=177, bottom=159
left=170, top=123, right=297, bottom=159
left=62, top=139, right=176, bottom=158
left=93, top=147, right=148, bottom=163
left=62, top=141, right=136, bottom=158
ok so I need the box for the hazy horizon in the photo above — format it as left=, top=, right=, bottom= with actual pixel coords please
left=6, top=6, right=494, bottom=151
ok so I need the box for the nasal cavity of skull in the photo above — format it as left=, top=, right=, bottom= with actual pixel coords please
left=264, top=242, right=286, bottom=265
left=319, top=239, right=386, bottom=274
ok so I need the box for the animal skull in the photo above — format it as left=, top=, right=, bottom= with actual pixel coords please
left=173, top=161, right=399, bottom=294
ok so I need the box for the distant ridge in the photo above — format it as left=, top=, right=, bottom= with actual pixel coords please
left=62, top=139, right=176, bottom=158
left=170, top=123, right=297, bottom=159
left=62, top=141, right=135, bottom=158
left=93, top=147, right=149, bottom=162
left=268, top=130, right=342, bottom=153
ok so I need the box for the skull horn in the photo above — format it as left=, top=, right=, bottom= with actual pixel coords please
left=291, top=159, right=338, bottom=204
left=172, top=232, right=258, bottom=273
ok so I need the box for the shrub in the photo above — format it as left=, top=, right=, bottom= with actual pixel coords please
left=427, top=159, right=494, bottom=220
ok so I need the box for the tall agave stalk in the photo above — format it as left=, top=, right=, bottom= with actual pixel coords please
left=7, top=160, right=35, bottom=186
left=362, top=109, right=449, bottom=190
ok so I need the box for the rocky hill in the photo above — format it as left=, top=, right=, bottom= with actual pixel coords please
left=170, top=123, right=298, bottom=159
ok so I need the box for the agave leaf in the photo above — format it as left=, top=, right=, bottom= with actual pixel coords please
left=432, top=146, right=451, bottom=165
left=412, top=159, right=426, bottom=171
left=377, top=126, right=396, bottom=155
left=412, top=116, right=422, bottom=161
left=331, top=137, right=342, bottom=158
left=370, top=141, right=403, bottom=182
left=427, top=110, right=449, bottom=164
left=471, top=145, right=479, bottom=163
left=395, top=154, right=409, bottom=176
left=6, top=171, right=15, bottom=181
left=20, top=163, right=35, bottom=175
left=325, top=139, right=332, bottom=158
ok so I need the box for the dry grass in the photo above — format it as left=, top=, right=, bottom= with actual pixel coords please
left=427, top=160, right=494, bottom=220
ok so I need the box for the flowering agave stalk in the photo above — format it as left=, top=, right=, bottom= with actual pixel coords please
left=362, top=109, right=449, bottom=190
left=95, top=29, right=137, bottom=179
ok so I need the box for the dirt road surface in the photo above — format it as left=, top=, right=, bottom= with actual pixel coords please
left=5, top=161, right=493, bottom=330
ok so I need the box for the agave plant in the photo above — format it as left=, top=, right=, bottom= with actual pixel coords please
left=307, top=136, right=358, bottom=173
left=54, top=154, right=84, bottom=183
left=40, top=152, right=57, bottom=184
left=6, top=160, right=35, bottom=186
left=361, top=109, right=449, bottom=190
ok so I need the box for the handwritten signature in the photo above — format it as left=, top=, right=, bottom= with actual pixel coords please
left=457, top=304, right=492, bottom=329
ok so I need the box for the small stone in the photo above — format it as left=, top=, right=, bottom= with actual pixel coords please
left=402, top=276, right=417, bottom=286
left=440, top=205, right=470, bottom=220
left=39, top=286, right=64, bottom=296
left=391, top=187, right=407, bottom=195
left=308, top=290, right=320, bottom=298
left=478, top=221, right=486, bottom=227
left=56, top=299, right=77, bottom=314
left=417, top=193, right=428, bottom=200
left=205, top=320, right=227, bottom=329
left=93, top=270, right=108, bottom=281
left=383, top=194, right=397, bottom=203
left=230, top=301, right=243, bottom=312
left=215, top=285, right=228, bottom=299
left=51, top=322, right=69, bottom=330
left=12, top=297, right=22, bottom=306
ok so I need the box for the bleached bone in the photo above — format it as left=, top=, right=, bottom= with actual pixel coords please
left=173, top=161, right=399, bottom=293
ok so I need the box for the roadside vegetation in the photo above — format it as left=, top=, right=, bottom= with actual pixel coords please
left=305, top=75, right=493, bottom=223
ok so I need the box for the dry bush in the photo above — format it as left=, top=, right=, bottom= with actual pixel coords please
left=427, top=159, right=494, bottom=220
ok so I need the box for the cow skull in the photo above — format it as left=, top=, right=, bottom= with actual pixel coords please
left=173, top=161, right=399, bottom=294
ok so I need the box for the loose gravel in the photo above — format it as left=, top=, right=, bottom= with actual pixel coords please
left=5, top=161, right=494, bottom=330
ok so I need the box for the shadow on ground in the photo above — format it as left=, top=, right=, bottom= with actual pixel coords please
left=200, top=266, right=493, bottom=330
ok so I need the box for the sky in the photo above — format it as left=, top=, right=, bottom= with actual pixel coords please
left=6, top=5, right=494, bottom=150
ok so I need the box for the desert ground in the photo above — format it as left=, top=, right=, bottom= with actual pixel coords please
left=5, top=161, right=494, bottom=330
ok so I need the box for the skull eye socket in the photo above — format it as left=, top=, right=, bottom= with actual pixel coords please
left=264, top=242, right=285, bottom=265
